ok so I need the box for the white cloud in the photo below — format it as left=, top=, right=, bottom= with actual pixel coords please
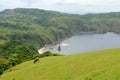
left=0, top=0, right=120, bottom=13
left=0, top=0, right=27, bottom=10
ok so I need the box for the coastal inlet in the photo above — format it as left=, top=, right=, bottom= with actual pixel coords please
left=38, top=33, right=120, bottom=55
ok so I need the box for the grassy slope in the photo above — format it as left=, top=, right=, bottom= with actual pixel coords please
left=0, top=48, right=120, bottom=80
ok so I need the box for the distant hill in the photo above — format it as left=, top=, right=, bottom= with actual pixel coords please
left=0, top=48, right=120, bottom=80
left=0, top=8, right=120, bottom=51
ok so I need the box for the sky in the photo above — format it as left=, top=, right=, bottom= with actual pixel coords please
left=0, top=0, right=120, bottom=14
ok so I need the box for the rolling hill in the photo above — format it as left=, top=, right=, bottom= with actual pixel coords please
left=0, top=48, right=120, bottom=80
left=0, top=8, right=120, bottom=75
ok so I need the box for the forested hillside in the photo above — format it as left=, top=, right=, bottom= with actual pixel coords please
left=0, top=8, right=120, bottom=74
left=81, top=13, right=120, bottom=33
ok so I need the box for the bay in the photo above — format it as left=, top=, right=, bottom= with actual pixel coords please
left=45, top=33, right=120, bottom=55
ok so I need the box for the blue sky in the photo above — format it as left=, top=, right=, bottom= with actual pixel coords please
left=0, top=0, right=120, bottom=14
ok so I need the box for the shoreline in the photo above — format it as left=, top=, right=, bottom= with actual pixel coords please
left=37, top=47, right=45, bottom=54
left=37, top=32, right=120, bottom=54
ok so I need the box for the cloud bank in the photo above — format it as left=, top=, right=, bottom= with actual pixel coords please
left=0, top=0, right=120, bottom=14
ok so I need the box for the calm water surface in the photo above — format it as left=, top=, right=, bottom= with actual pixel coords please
left=46, top=33, right=120, bottom=55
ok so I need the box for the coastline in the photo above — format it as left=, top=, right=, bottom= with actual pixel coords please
left=37, top=47, right=45, bottom=54
left=37, top=32, right=120, bottom=54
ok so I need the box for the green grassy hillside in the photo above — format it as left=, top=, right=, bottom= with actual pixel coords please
left=1, top=8, right=120, bottom=73
left=0, top=48, right=120, bottom=80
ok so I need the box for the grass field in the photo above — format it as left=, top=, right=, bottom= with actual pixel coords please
left=0, top=48, right=120, bottom=80
left=0, top=40, right=6, bottom=45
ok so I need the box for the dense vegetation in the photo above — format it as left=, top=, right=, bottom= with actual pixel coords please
left=0, top=48, right=120, bottom=80
left=0, top=8, right=120, bottom=74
